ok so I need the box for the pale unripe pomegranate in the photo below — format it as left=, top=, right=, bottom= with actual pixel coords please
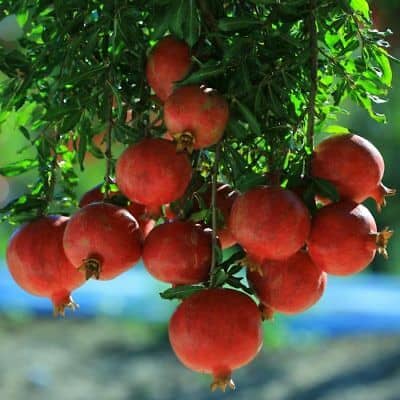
left=115, top=138, right=192, bottom=207
left=164, top=85, right=229, bottom=151
left=169, top=288, right=263, bottom=391
left=311, top=134, right=395, bottom=210
left=146, top=36, right=191, bottom=102
left=307, top=201, right=392, bottom=275
left=229, top=186, right=311, bottom=262
left=247, top=250, right=327, bottom=316
left=63, top=203, right=142, bottom=280
left=6, top=216, right=85, bottom=316
left=143, top=221, right=212, bottom=285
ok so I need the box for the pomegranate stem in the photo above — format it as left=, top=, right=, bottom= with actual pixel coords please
left=103, top=85, right=114, bottom=200
left=210, top=143, right=221, bottom=280
left=305, top=0, right=318, bottom=174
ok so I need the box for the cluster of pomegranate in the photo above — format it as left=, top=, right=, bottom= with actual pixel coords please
left=5, top=36, right=394, bottom=391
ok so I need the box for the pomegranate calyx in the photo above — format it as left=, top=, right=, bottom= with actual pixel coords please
left=240, top=256, right=263, bottom=276
left=376, top=227, right=394, bottom=259
left=52, top=296, right=79, bottom=318
left=372, top=183, right=396, bottom=212
left=172, top=131, right=195, bottom=153
left=79, top=257, right=102, bottom=280
left=259, top=303, right=275, bottom=321
left=210, top=375, right=236, bottom=392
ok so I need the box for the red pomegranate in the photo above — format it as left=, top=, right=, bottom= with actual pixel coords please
left=116, top=138, right=192, bottom=207
left=247, top=250, right=327, bottom=316
left=63, top=203, right=142, bottom=280
left=169, top=288, right=263, bottom=391
left=164, top=85, right=229, bottom=151
left=143, top=221, right=212, bottom=285
left=311, top=134, right=395, bottom=210
left=79, top=185, right=155, bottom=240
left=146, top=36, right=191, bottom=102
left=6, top=216, right=86, bottom=316
left=307, top=201, right=392, bottom=276
left=229, top=186, right=311, bottom=262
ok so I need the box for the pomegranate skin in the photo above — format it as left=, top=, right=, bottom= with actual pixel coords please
left=311, top=134, right=395, bottom=209
left=115, top=138, right=192, bottom=207
left=6, top=216, right=85, bottom=315
left=63, top=203, right=142, bottom=280
left=307, top=201, right=388, bottom=276
left=169, top=288, right=263, bottom=391
left=146, top=36, right=191, bottom=102
left=143, top=221, right=212, bottom=285
left=229, top=186, right=311, bottom=261
left=247, top=251, right=327, bottom=315
left=79, top=185, right=155, bottom=240
left=164, top=85, right=229, bottom=150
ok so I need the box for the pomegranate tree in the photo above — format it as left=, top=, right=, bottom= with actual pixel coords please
left=311, top=134, right=395, bottom=209
left=169, top=288, right=263, bottom=391
left=6, top=216, right=85, bottom=316
left=63, top=203, right=142, bottom=280
left=143, top=220, right=212, bottom=285
left=307, top=201, right=392, bottom=275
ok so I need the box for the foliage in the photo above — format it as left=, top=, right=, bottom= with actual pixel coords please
left=0, top=1, right=396, bottom=286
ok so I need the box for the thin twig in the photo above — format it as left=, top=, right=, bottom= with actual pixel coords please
left=306, top=0, right=318, bottom=174
left=197, top=0, right=225, bottom=50
left=210, top=143, right=221, bottom=273
left=104, top=89, right=114, bottom=200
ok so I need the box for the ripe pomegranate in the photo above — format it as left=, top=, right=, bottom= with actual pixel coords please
left=169, top=288, right=263, bottom=391
left=247, top=250, right=327, bottom=316
left=6, top=216, right=85, bottom=316
left=116, top=138, right=192, bottom=207
left=79, top=185, right=155, bottom=240
left=307, top=201, right=392, bottom=275
left=229, top=186, right=311, bottom=262
left=146, top=36, right=191, bottom=102
left=63, top=203, right=142, bottom=280
left=311, top=134, right=395, bottom=210
left=143, top=221, right=212, bottom=285
left=164, top=85, right=229, bottom=151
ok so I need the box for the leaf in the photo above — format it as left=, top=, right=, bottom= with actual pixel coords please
left=349, top=0, right=370, bottom=21
left=160, top=285, right=203, bottom=300
left=176, top=62, right=225, bottom=86
left=312, top=178, right=340, bottom=202
left=186, top=0, right=200, bottom=47
left=235, top=100, right=261, bottom=136
left=0, top=159, right=38, bottom=176
left=323, top=125, right=350, bottom=135
left=218, top=17, right=263, bottom=32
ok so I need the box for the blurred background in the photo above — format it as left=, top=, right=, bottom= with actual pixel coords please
left=0, top=2, right=400, bottom=399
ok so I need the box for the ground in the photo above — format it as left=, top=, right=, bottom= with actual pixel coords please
left=0, top=317, right=399, bottom=400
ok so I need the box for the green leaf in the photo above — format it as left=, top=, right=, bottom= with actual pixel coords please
left=0, top=159, right=38, bottom=176
left=312, top=178, right=340, bottom=202
left=218, top=17, right=263, bottom=32
left=186, top=0, right=200, bottom=47
left=323, top=125, right=350, bottom=135
left=176, top=62, right=225, bottom=86
left=235, top=99, right=261, bottom=136
left=349, top=0, right=370, bottom=21
left=160, top=285, right=203, bottom=300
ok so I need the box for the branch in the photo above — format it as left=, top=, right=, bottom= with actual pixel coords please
left=104, top=88, right=114, bottom=200
left=197, top=0, right=224, bottom=50
left=306, top=0, right=318, bottom=174
left=210, top=143, right=221, bottom=274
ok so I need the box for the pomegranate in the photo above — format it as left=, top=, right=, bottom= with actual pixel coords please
left=146, top=36, right=191, bottom=102
left=164, top=85, right=229, bottom=151
left=79, top=185, right=155, bottom=240
left=6, top=216, right=85, bottom=316
left=63, top=203, right=142, bottom=280
left=229, top=186, right=311, bottom=262
left=307, top=201, right=392, bottom=275
left=143, top=221, right=212, bottom=285
left=247, top=250, right=327, bottom=316
left=169, top=288, right=263, bottom=391
left=116, top=138, right=192, bottom=207
left=311, top=134, right=395, bottom=210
